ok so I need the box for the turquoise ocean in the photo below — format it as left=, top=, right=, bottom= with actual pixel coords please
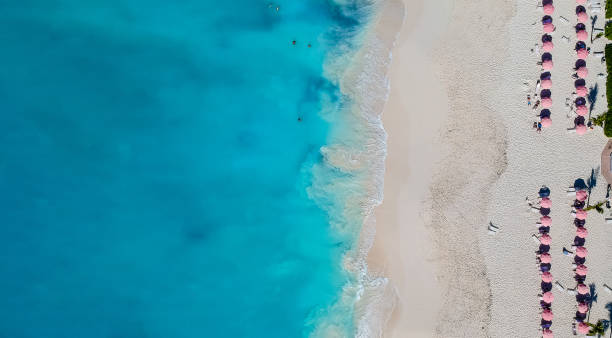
left=0, top=0, right=390, bottom=337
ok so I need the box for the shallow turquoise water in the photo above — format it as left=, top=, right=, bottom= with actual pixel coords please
left=0, top=0, right=371, bottom=337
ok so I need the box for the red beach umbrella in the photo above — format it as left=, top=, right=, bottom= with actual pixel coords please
left=541, top=117, right=552, bottom=128
left=575, top=246, right=588, bottom=258
left=542, top=329, right=553, bottom=338
left=542, top=271, right=553, bottom=283
left=578, top=302, right=589, bottom=314
left=540, top=252, right=552, bottom=263
left=577, top=30, right=588, bottom=41
left=540, top=234, right=552, bottom=245
left=542, top=41, right=554, bottom=52
left=576, top=124, right=587, bottom=135
left=576, top=227, right=588, bottom=238
left=575, top=264, right=588, bottom=276
left=575, top=209, right=587, bottom=220
left=578, top=12, right=588, bottom=23
left=542, top=308, right=554, bottom=321
left=541, top=79, right=552, bottom=89
left=576, top=189, right=588, bottom=201
left=540, top=197, right=552, bottom=208
left=542, top=291, right=554, bottom=303
left=578, top=322, right=590, bottom=334
left=542, top=60, right=554, bottom=70
left=541, top=98, right=553, bottom=108
left=577, top=48, right=588, bottom=59
left=576, top=106, right=588, bottom=116
left=577, top=284, right=589, bottom=295
left=577, top=67, right=588, bottom=78
left=540, top=215, right=552, bottom=226
left=543, top=4, right=554, bottom=14
left=575, top=86, right=588, bottom=97
left=543, top=23, right=555, bottom=33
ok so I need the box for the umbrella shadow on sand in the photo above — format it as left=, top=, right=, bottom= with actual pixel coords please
left=588, top=84, right=598, bottom=115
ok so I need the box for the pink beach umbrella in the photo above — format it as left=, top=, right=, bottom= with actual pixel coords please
left=576, top=189, right=588, bottom=201
left=543, top=23, right=555, bottom=33
left=575, top=86, right=588, bottom=97
left=577, top=48, right=588, bottom=59
left=540, top=215, right=552, bottom=226
left=578, top=322, right=590, bottom=334
left=542, top=41, right=554, bottom=52
left=542, top=60, right=554, bottom=70
left=576, top=264, right=588, bottom=276
left=575, top=209, right=587, bottom=220
left=543, top=4, right=554, bottom=15
left=541, top=79, right=553, bottom=89
left=540, top=197, right=552, bottom=208
left=578, top=12, right=588, bottom=23
left=540, top=252, right=552, bottom=263
left=542, top=291, right=554, bottom=303
left=578, top=302, right=589, bottom=314
left=576, top=124, right=587, bottom=135
left=542, top=271, right=553, bottom=283
left=575, top=246, right=588, bottom=258
left=577, top=67, right=589, bottom=78
left=542, top=329, right=553, bottom=338
left=540, top=234, right=552, bottom=245
left=541, top=117, right=552, bottom=128
left=577, top=0, right=587, bottom=4
left=542, top=309, right=554, bottom=321
left=576, top=227, right=588, bottom=238
left=576, top=105, right=588, bottom=116
left=541, top=98, right=553, bottom=108
left=577, top=30, right=588, bottom=41
left=577, top=284, right=590, bottom=295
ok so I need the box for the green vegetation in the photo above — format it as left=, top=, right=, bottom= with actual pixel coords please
left=606, top=24, right=612, bottom=40
left=608, top=0, right=612, bottom=19
left=607, top=44, right=612, bottom=110
left=585, top=201, right=605, bottom=213
left=605, top=111, right=612, bottom=137
left=584, top=320, right=606, bottom=336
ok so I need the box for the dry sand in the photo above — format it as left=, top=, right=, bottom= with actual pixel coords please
left=366, top=0, right=612, bottom=337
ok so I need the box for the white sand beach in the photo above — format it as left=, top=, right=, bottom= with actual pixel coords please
left=366, top=0, right=612, bottom=337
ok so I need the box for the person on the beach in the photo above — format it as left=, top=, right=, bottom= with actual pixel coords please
left=537, top=122, right=542, bottom=133
left=527, top=95, right=531, bottom=106
left=533, top=100, right=540, bottom=110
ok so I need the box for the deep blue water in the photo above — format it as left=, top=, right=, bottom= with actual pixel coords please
left=0, top=0, right=370, bottom=337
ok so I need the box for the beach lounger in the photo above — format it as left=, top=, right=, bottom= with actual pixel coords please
left=594, top=51, right=604, bottom=58
left=532, top=234, right=540, bottom=244
left=563, top=248, right=573, bottom=256
left=561, top=36, right=570, bottom=43
left=567, top=289, right=578, bottom=295
left=603, top=284, right=612, bottom=294
left=598, top=73, right=606, bottom=79
left=555, top=281, right=565, bottom=291
left=531, top=207, right=541, bottom=213
left=559, top=16, right=569, bottom=24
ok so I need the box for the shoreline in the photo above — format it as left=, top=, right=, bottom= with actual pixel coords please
left=365, top=0, right=515, bottom=336
left=364, top=0, right=452, bottom=336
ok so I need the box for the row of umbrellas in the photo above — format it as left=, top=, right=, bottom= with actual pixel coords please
left=538, top=5, right=591, bottom=135
left=536, top=186, right=554, bottom=337
left=572, top=182, right=591, bottom=335
left=539, top=9, right=554, bottom=130
left=573, top=9, right=589, bottom=135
